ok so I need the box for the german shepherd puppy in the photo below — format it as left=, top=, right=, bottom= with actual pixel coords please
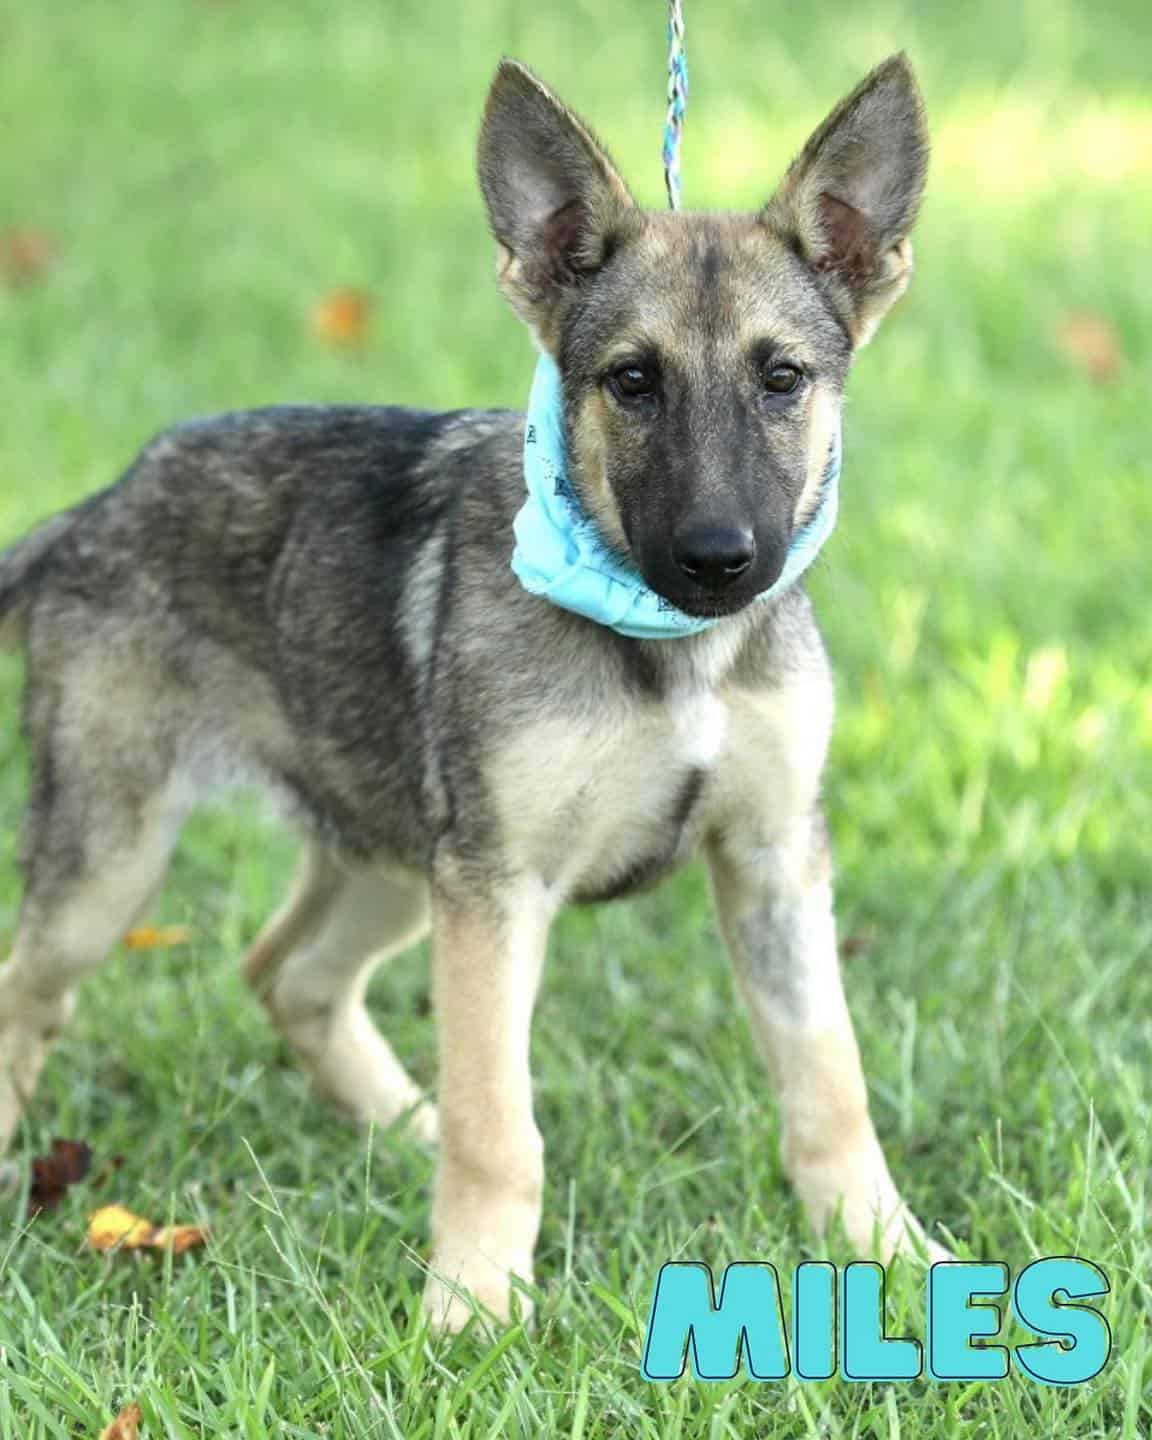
left=0, top=55, right=938, bottom=1330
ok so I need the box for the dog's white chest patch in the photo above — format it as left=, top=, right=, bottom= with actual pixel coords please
left=674, top=692, right=728, bottom=768
left=489, top=688, right=729, bottom=901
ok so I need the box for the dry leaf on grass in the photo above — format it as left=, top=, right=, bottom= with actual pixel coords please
left=840, top=929, right=878, bottom=960
left=89, top=1204, right=153, bottom=1249
left=99, top=1403, right=142, bottom=1440
left=121, top=924, right=192, bottom=950
left=312, top=287, right=372, bottom=347
left=89, top=1203, right=208, bottom=1255
left=152, top=1222, right=210, bottom=1254
left=1054, top=310, right=1125, bottom=383
left=0, top=227, right=54, bottom=286
left=29, top=1137, right=92, bottom=1216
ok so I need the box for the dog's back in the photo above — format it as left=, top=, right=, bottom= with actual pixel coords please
left=3, top=405, right=478, bottom=660
left=0, top=403, right=525, bottom=862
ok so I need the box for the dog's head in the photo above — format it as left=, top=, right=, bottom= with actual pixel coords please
left=478, top=56, right=928, bottom=618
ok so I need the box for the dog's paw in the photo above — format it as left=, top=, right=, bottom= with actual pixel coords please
left=791, top=1144, right=949, bottom=1266
left=874, top=1207, right=953, bottom=1267
left=422, top=1273, right=492, bottom=1336
left=369, top=1098, right=438, bottom=1148
left=922, top=1236, right=956, bottom=1266
left=404, top=1100, right=439, bottom=1148
left=274, top=1000, right=436, bottom=1145
left=421, top=1251, right=534, bottom=1336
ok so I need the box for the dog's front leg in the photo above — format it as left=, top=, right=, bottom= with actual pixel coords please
left=423, top=862, right=552, bottom=1334
left=707, top=811, right=946, bottom=1262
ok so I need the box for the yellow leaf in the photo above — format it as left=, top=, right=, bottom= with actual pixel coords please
left=88, top=1204, right=155, bottom=1250
left=121, top=925, right=192, bottom=951
left=99, top=1403, right=142, bottom=1440
left=88, top=1203, right=209, bottom=1255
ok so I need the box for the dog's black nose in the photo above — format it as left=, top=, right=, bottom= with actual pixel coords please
left=672, top=525, right=756, bottom=591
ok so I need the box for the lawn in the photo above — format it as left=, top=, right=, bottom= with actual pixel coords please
left=0, top=0, right=1149, bottom=1434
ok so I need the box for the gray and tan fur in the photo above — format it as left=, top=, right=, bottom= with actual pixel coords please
left=0, top=55, right=939, bottom=1331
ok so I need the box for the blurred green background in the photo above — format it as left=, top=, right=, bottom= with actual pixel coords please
left=0, top=1, right=1148, bottom=1435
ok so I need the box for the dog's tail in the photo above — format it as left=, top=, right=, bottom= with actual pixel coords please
left=0, top=512, right=75, bottom=650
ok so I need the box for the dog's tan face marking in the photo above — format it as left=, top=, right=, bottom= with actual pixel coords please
left=568, top=388, right=629, bottom=553
left=796, top=385, right=839, bottom=528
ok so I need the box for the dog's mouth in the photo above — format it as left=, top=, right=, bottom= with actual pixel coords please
left=643, top=553, right=789, bottom=622
left=648, top=586, right=757, bottom=622
left=627, top=525, right=791, bottom=625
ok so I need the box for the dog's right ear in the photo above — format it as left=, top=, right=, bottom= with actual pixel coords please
left=477, top=59, right=638, bottom=347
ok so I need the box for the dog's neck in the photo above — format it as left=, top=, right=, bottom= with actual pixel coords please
left=510, top=351, right=840, bottom=643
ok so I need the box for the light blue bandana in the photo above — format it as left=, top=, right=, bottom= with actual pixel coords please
left=511, top=352, right=841, bottom=639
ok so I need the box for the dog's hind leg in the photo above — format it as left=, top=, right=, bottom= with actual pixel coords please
left=0, top=759, right=186, bottom=1150
left=244, top=846, right=436, bottom=1144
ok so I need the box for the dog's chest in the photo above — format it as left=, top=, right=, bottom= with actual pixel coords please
left=488, top=691, right=729, bottom=902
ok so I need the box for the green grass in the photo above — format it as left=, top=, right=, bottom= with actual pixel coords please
left=1, top=0, right=1149, bottom=1433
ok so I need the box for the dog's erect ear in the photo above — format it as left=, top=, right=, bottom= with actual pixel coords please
left=478, top=58, right=638, bottom=346
left=764, top=55, right=928, bottom=346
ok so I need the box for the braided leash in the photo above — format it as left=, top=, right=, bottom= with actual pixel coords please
left=663, top=0, right=688, bottom=210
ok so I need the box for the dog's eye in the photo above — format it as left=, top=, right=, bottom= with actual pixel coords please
left=762, top=363, right=803, bottom=396
left=609, top=365, right=656, bottom=402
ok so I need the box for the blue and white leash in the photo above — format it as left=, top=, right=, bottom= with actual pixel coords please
left=663, top=0, right=688, bottom=210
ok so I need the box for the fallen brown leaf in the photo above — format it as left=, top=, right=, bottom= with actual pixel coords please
left=312, top=287, right=372, bottom=347
left=99, top=1402, right=142, bottom=1440
left=0, top=227, right=54, bottom=286
left=152, top=1222, right=210, bottom=1254
left=841, top=928, right=878, bottom=960
left=89, top=1203, right=208, bottom=1255
left=1054, top=310, right=1124, bottom=384
left=29, top=1137, right=92, bottom=1216
left=121, top=925, right=192, bottom=950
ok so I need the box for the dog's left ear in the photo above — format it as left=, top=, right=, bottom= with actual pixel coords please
left=764, top=54, right=928, bottom=346
left=477, top=58, right=639, bottom=347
